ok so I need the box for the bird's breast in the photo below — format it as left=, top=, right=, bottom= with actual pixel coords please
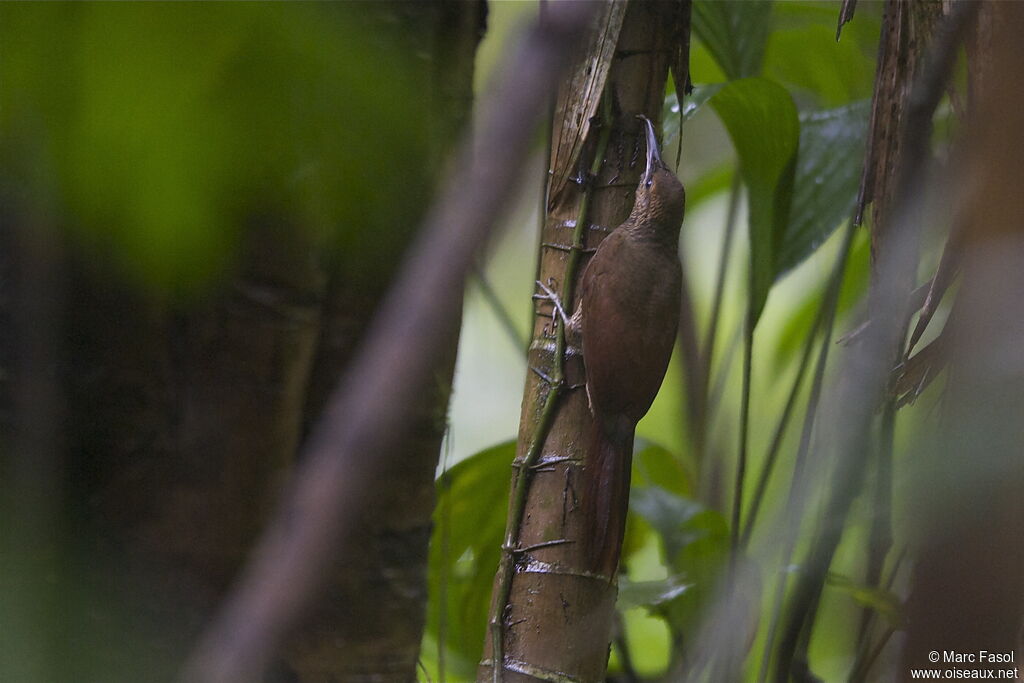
left=580, top=234, right=681, bottom=423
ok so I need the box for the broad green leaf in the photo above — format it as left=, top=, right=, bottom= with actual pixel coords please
left=765, top=26, right=876, bottom=108
left=764, top=2, right=880, bottom=107
left=709, top=78, right=799, bottom=327
left=692, top=0, right=773, bottom=81
left=777, top=100, right=871, bottom=276
left=426, top=440, right=514, bottom=677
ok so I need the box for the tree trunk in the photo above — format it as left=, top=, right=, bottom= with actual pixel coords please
left=284, top=4, right=485, bottom=680
left=479, top=3, right=683, bottom=681
left=0, top=3, right=483, bottom=681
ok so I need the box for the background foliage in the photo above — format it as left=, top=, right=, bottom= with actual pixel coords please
left=0, top=1, right=978, bottom=681
left=433, top=2, right=893, bottom=680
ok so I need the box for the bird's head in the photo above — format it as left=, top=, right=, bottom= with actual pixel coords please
left=632, top=115, right=686, bottom=226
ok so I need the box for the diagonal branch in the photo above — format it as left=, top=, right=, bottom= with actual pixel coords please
left=177, top=4, right=596, bottom=681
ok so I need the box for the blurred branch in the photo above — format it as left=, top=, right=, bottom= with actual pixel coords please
left=855, top=401, right=894, bottom=647
left=731, top=325, right=753, bottom=553
left=741, top=216, right=855, bottom=546
left=677, top=254, right=704, bottom=455
left=757, top=220, right=856, bottom=683
left=770, top=4, right=980, bottom=680
left=471, top=264, right=529, bottom=353
left=178, top=4, right=596, bottom=681
left=903, top=0, right=1024, bottom=671
left=2, top=217, right=65, bottom=682
left=848, top=547, right=905, bottom=682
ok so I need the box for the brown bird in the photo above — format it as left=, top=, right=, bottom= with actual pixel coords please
left=547, top=114, right=686, bottom=576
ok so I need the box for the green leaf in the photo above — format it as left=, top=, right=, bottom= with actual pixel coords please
left=708, top=77, right=799, bottom=327
left=426, top=440, right=515, bottom=677
left=631, top=441, right=692, bottom=497
left=777, top=100, right=871, bottom=276
left=763, top=2, right=881, bottom=107
left=630, top=487, right=705, bottom=562
left=825, top=572, right=905, bottom=629
left=0, top=4, right=428, bottom=294
left=633, top=488, right=732, bottom=640
left=773, top=219, right=870, bottom=368
left=618, top=575, right=691, bottom=613
left=663, top=83, right=723, bottom=139
left=684, top=163, right=735, bottom=211
left=692, top=0, right=773, bottom=80
left=663, top=83, right=720, bottom=156
left=765, top=26, right=876, bottom=108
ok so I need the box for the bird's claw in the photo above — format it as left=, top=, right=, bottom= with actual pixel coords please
left=535, top=279, right=571, bottom=327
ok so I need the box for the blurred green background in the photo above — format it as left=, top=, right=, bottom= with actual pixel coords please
left=433, top=3, right=936, bottom=681
left=0, top=2, right=963, bottom=681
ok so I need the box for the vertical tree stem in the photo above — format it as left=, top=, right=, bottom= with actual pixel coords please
left=489, top=110, right=610, bottom=681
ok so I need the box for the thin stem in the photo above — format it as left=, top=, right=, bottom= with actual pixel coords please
left=678, top=254, right=706, bottom=456
left=854, top=400, right=895, bottom=646
left=792, top=589, right=822, bottom=673
left=613, top=611, right=640, bottom=683
left=702, top=173, right=741, bottom=504
left=742, top=242, right=841, bottom=545
left=707, top=323, right=743, bottom=419
left=847, top=548, right=905, bottom=683
left=731, top=324, right=754, bottom=554
left=850, top=627, right=896, bottom=683
left=702, top=173, right=743, bottom=405
left=757, top=221, right=857, bottom=683
left=472, top=266, right=529, bottom=353
left=741, top=308, right=821, bottom=546
left=489, top=378, right=565, bottom=682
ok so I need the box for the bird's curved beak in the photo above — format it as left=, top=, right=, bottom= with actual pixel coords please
left=637, top=114, right=663, bottom=187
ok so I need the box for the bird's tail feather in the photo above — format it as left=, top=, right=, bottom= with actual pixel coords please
left=581, top=416, right=634, bottom=577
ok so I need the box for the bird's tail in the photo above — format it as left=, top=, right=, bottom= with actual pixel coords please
left=581, top=415, right=634, bottom=578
